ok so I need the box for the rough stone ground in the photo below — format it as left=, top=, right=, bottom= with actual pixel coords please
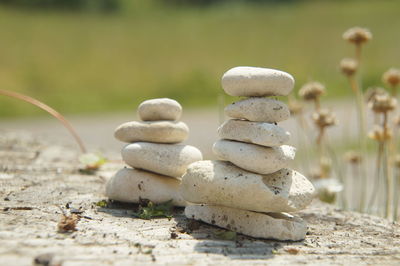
left=1, top=132, right=400, bottom=265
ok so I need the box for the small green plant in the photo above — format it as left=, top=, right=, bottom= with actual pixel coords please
left=213, top=230, right=237, bottom=241
left=79, top=153, right=107, bottom=174
left=133, top=199, right=174, bottom=220
left=95, top=199, right=109, bottom=208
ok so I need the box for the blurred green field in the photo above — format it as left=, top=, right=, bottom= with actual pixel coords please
left=0, top=0, right=399, bottom=117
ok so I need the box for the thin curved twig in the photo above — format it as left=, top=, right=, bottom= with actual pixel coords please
left=0, top=89, right=87, bottom=153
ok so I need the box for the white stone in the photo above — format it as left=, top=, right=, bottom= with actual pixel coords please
left=218, top=119, right=290, bottom=147
left=122, top=142, right=203, bottom=178
left=114, top=121, right=189, bottom=143
left=180, top=160, right=315, bottom=213
left=213, top=140, right=295, bottom=175
left=221, top=66, right=295, bottom=97
left=185, top=205, right=307, bottom=241
left=106, top=168, right=186, bottom=206
left=225, top=97, right=290, bottom=123
left=138, top=98, right=182, bottom=121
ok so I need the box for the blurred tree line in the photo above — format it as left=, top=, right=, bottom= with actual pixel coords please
left=0, top=0, right=300, bottom=12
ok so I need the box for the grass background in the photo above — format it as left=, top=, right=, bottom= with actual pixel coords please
left=0, top=0, right=399, bottom=117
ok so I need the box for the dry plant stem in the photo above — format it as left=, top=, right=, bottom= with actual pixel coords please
left=348, top=75, right=368, bottom=212
left=295, top=115, right=312, bottom=175
left=0, top=89, right=87, bottom=153
left=355, top=44, right=362, bottom=64
left=314, top=98, right=321, bottom=111
left=316, top=127, right=326, bottom=178
left=382, top=142, right=391, bottom=218
left=326, top=142, right=348, bottom=209
left=350, top=164, right=360, bottom=210
left=368, top=142, right=383, bottom=214
left=394, top=167, right=399, bottom=221
left=382, top=113, right=392, bottom=219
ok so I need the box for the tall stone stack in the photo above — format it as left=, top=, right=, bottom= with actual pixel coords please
left=180, top=67, right=315, bottom=241
left=106, top=98, right=203, bottom=206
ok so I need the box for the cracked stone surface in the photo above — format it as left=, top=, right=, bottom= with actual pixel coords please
left=1, top=131, right=400, bottom=265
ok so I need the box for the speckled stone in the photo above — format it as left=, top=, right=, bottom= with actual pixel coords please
left=213, top=140, right=295, bottom=174
left=106, top=168, right=186, bottom=206
left=138, top=98, right=182, bottom=121
left=122, top=142, right=203, bottom=178
left=185, top=205, right=307, bottom=241
left=114, top=121, right=188, bottom=144
left=225, top=97, right=290, bottom=123
left=180, top=160, right=315, bottom=213
left=218, top=119, right=290, bottom=147
left=221, top=66, right=295, bottom=97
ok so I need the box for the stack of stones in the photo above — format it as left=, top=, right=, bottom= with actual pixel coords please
left=106, top=98, right=203, bottom=206
left=181, top=67, right=315, bottom=241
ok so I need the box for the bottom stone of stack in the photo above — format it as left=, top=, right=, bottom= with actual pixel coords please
left=185, top=205, right=307, bottom=241
left=106, top=168, right=186, bottom=207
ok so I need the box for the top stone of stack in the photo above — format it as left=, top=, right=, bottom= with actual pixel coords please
left=221, top=66, right=295, bottom=97
left=138, top=98, right=182, bottom=121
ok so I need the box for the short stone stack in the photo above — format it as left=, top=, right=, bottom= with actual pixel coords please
left=181, top=67, right=315, bottom=241
left=106, top=98, right=203, bottom=206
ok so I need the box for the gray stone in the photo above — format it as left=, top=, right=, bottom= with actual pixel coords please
left=114, top=121, right=189, bottom=143
left=225, top=97, right=290, bottom=123
left=106, top=168, right=186, bottom=206
left=122, top=142, right=203, bottom=178
left=212, top=140, right=295, bottom=174
left=218, top=119, right=290, bottom=147
left=185, top=205, right=307, bottom=241
left=221, top=66, right=294, bottom=97
left=138, top=98, right=182, bottom=121
left=180, top=160, right=315, bottom=213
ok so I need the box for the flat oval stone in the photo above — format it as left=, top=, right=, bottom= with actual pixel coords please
left=218, top=119, right=290, bottom=147
left=138, top=98, right=182, bottom=121
left=225, top=97, right=290, bottom=123
left=106, top=168, right=186, bottom=207
left=185, top=205, right=307, bottom=241
left=114, top=121, right=189, bottom=143
left=213, top=140, right=295, bottom=175
left=180, top=160, right=315, bottom=213
left=221, top=66, right=295, bottom=97
left=122, top=142, right=203, bottom=178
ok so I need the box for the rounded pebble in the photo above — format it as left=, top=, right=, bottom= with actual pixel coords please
left=213, top=140, right=295, bottom=174
left=114, top=121, right=189, bottom=143
left=106, top=168, right=187, bottom=207
left=138, top=98, right=182, bottom=121
left=185, top=205, right=307, bottom=241
left=180, top=160, right=315, bottom=213
left=225, top=97, right=290, bottom=123
left=218, top=119, right=290, bottom=147
left=122, top=142, right=203, bottom=178
left=221, top=66, right=294, bottom=97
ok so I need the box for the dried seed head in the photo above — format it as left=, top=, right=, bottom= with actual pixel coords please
left=344, top=151, right=362, bottom=164
left=382, top=68, right=400, bottom=88
left=299, top=82, right=325, bottom=101
left=288, top=98, right=303, bottom=115
left=368, top=126, right=392, bottom=142
left=343, top=27, right=372, bottom=45
left=340, top=58, right=358, bottom=76
left=368, top=93, right=397, bottom=113
left=312, top=109, right=337, bottom=129
left=364, top=87, right=388, bottom=103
